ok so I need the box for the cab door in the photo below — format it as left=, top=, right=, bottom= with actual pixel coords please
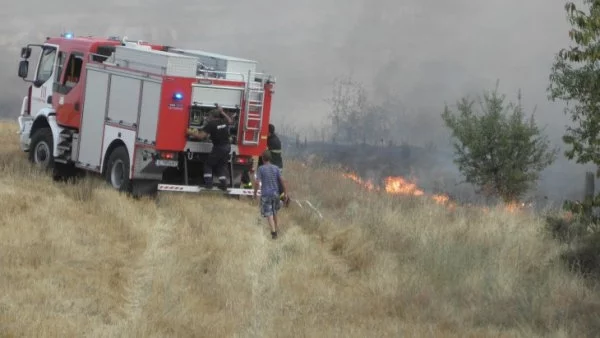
left=29, top=44, right=59, bottom=116
left=53, top=51, right=86, bottom=128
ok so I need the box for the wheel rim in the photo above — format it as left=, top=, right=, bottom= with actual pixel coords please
left=110, top=159, right=125, bottom=188
left=34, top=141, right=50, bottom=167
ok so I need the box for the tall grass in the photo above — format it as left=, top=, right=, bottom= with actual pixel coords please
left=0, top=121, right=598, bottom=337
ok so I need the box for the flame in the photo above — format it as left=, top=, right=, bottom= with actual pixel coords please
left=384, top=176, right=455, bottom=208
left=503, top=201, right=531, bottom=214
left=342, top=171, right=452, bottom=207
left=432, top=194, right=450, bottom=204
left=384, top=176, right=424, bottom=196
left=341, top=171, right=530, bottom=214
left=504, top=202, right=521, bottom=213
left=342, top=173, right=376, bottom=191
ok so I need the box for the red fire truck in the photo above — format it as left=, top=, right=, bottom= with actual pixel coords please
left=16, top=32, right=274, bottom=196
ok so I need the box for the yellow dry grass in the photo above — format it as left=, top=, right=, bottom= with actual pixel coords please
left=0, top=120, right=599, bottom=337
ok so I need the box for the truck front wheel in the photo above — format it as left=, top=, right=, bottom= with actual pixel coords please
left=105, top=146, right=132, bottom=192
left=28, top=127, right=54, bottom=171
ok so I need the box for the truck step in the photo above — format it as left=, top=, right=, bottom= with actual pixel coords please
left=59, top=131, right=73, bottom=140
left=158, top=184, right=259, bottom=196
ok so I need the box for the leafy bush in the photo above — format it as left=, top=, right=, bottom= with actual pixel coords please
left=441, top=82, right=557, bottom=203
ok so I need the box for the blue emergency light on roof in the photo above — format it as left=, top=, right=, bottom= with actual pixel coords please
left=62, top=32, right=74, bottom=39
left=173, top=92, right=183, bottom=101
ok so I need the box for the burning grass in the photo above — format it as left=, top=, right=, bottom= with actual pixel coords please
left=0, top=120, right=599, bottom=337
left=342, top=169, right=532, bottom=214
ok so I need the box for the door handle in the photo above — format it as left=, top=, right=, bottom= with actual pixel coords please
left=75, top=102, right=80, bottom=111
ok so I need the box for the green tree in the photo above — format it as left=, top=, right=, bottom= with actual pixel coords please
left=545, top=0, right=600, bottom=279
left=548, top=1, right=600, bottom=171
left=442, top=84, right=558, bottom=203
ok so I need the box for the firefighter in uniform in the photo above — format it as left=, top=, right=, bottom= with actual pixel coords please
left=243, top=123, right=283, bottom=190
left=187, top=104, right=233, bottom=190
left=255, top=124, right=288, bottom=206
left=258, top=124, right=283, bottom=170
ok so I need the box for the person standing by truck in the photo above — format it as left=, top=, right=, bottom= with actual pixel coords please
left=187, top=104, right=233, bottom=190
left=253, top=149, right=288, bottom=239
left=258, top=124, right=283, bottom=170
left=255, top=123, right=289, bottom=206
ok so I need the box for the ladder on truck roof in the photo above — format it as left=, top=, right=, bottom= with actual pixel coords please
left=242, top=70, right=265, bottom=146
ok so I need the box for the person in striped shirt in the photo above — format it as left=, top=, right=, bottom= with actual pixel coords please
left=253, top=150, right=288, bottom=239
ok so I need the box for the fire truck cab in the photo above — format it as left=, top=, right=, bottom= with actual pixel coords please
left=16, top=33, right=275, bottom=196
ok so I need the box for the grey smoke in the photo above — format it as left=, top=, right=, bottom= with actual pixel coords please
left=0, top=0, right=595, bottom=204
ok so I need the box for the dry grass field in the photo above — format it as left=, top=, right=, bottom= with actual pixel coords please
left=0, top=120, right=599, bottom=337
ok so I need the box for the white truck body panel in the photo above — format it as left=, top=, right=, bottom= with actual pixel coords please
left=107, top=75, right=140, bottom=126
left=137, top=80, right=162, bottom=144
left=78, top=62, right=175, bottom=178
left=171, top=48, right=257, bottom=82
left=46, top=115, right=65, bottom=158
left=17, top=107, right=64, bottom=157
left=19, top=96, right=29, bottom=118
left=17, top=114, right=33, bottom=151
left=191, top=84, right=243, bottom=108
left=112, top=46, right=198, bottom=77
left=77, top=68, right=109, bottom=171
left=100, top=124, right=136, bottom=176
left=226, top=60, right=257, bottom=81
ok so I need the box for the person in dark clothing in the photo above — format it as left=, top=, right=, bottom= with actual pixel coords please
left=255, top=124, right=289, bottom=206
left=187, top=104, right=233, bottom=190
left=258, top=124, right=283, bottom=170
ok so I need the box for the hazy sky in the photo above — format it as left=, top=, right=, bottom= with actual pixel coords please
left=0, top=1, right=578, bottom=134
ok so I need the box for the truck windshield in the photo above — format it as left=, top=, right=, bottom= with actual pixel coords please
left=36, top=47, right=57, bottom=83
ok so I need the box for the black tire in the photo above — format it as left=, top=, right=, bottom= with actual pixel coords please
left=104, top=146, right=132, bottom=192
left=231, top=164, right=249, bottom=188
left=28, top=127, right=54, bottom=171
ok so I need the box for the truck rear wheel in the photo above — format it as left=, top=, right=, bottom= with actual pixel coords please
left=231, top=165, right=248, bottom=188
left=105, top=146, right=132, bottom=192
left=28, top=127, right=54, bottom=171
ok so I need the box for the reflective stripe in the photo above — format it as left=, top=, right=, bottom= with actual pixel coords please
left=270, top=149, right=282, bottom=153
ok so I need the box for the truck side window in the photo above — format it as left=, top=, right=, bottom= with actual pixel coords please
left=54, top=52, right=66, bottom=87
left=36, top=47, right=57, bottom=83
left=63, top=53, right=84, bottom=89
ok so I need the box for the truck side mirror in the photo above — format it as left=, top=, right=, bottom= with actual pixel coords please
left=21, top=47, right=31, bottom=59
left=18, top=60, right=29, bottom=78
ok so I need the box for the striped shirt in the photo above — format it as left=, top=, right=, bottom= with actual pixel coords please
left=257, top=163, right=281, bottom=197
